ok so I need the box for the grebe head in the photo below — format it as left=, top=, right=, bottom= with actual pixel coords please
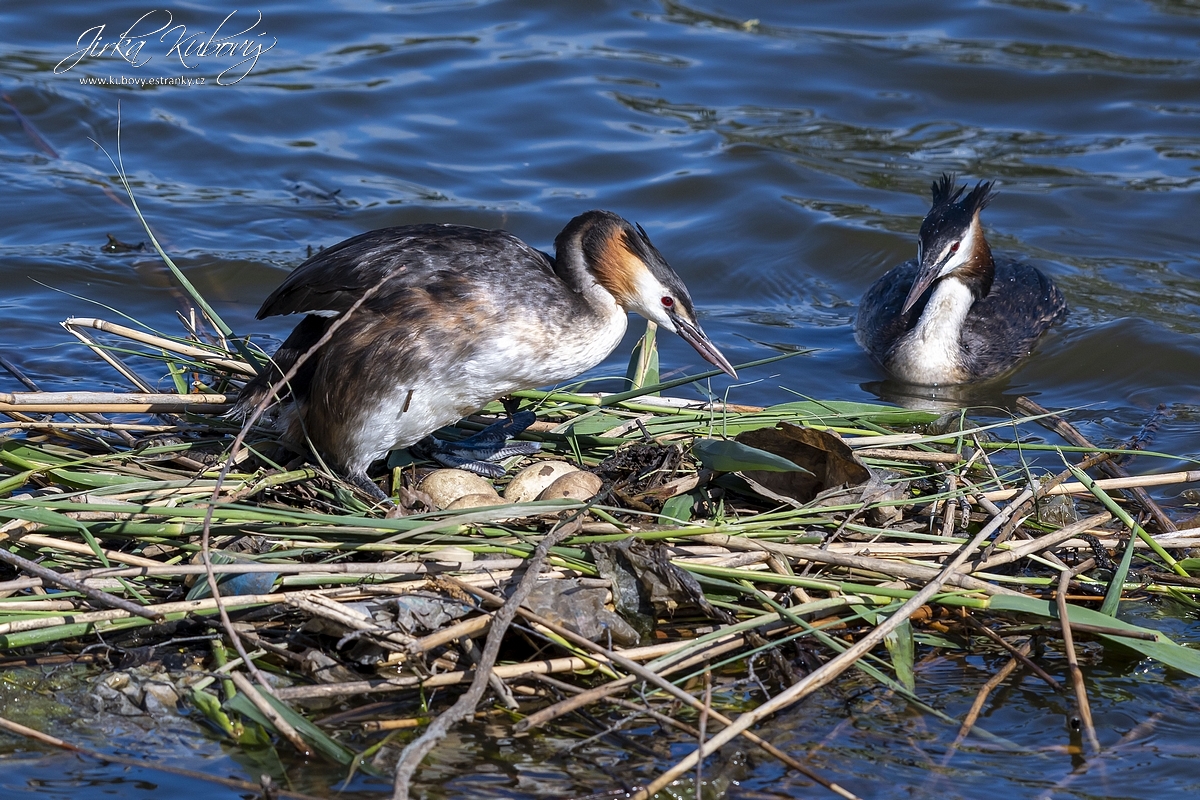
left=556, top=210, right=738, bottom=378
left=903, top=174, right=996, bottom=314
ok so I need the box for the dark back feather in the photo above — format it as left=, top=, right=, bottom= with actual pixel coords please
left=257, top=224, right=557, bottom=320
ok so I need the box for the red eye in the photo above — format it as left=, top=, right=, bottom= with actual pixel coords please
left=661, top=296, right=674, bottom=308
left=950, top=242, right=960, bottom=253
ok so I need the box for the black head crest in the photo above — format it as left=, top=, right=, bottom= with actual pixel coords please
left=930, top=173, right=995, bottom=218
left=930, top=173, right=964, bottom=208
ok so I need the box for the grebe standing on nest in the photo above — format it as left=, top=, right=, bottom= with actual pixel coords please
left=233, top=210, right=736, bottom=502
left=856, top=174, right=1067, bottom=385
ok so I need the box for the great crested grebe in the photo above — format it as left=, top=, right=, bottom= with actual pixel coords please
left=855, top=174, right=1067, bottom=385
left=233, top=210, right=737, bottom=501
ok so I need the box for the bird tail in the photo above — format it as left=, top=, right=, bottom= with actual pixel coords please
left=228, top=366, right=282, bottom=421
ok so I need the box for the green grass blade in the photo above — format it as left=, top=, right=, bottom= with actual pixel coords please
left=624, top=320, right=659, bottom=393
left=692, top=438, right=814, bottom=474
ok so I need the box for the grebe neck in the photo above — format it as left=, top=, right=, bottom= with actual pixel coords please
left=889, top=276, right=975, bottom=385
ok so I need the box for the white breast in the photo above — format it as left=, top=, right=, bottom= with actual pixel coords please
left=886, top=277, right=974, bottom=385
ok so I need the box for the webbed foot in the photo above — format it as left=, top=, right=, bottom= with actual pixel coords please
left=346, top=470, right=394, bottom=506
left=411, top=410, right=541, bottom=477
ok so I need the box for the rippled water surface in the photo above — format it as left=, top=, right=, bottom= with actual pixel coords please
left=2, top=1, right=1200, bottom=797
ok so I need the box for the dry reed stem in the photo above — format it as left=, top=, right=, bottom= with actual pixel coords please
left=979, top=471, right=1200, bottom=502
left=228, top=671, right=312, bottom=757
left=64, top=317, right=257, bottom=376
left=940, top=470, right=959, bottom=538
left=511, top=615, right=781, bottom=733
left=953, top=639, right=1032, bottom=746
left=0, top=564, right=578, bottom=598
left=0, top=591, right=295, bottom=635
left=275, top=647, right=682, bottom=702
left=0, top=600, right=75, bottom=611
left=0, top=547, right=162, bottom=622
left=515, top=674, right=638, bottom=731
left=9, top=532, right=165, bottom=568
left=62, top=324, right=156, bottom=393
left=1056, top=559, right=1102, bottom=755
left=0, top=391, right=231, bottom=414
left=460, top=633, right=519, bottom=709
left=415, top=614, right=490, bottom=652
left=528, top=672, right=707, bottom=739
left=289, top=593, right=419, bottom=654
left=693, top=534, right=1022, bottom=597
left=0, top=421, right=202, bottom=432
left=362, top=711, right=497, bottom=732
left=854, top=448, right=964, bottom=463
left=972, top=512, right=1112, bottom=572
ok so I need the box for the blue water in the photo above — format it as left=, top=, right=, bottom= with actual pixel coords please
left=2, top=1, right=1200, bottom=797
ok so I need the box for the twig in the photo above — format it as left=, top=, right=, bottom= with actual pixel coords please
left=517, top=675, right=639, bottom=730
left=1056, top=559, right=1102, bottom=755
left=228, top=671, right=313, bottom=757
left=455, top=581, right=860, bottom=799
left=632, top=488, right=1034, bottom=799
left=0, top=547, right=162, bottom=622
left=953, top=638, right=1032, bottom=746
left=1053, top=620, right=1158, bottom=641
left=390, top=520, right=580, bottom=799
left=961, top=615, right=1060, bottom=691
left=1017, top=397, right=1176, bottom=533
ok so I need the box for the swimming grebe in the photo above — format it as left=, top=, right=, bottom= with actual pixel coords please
left=855, top=175, right=1067, bottom=385
left=233, top=210, right=736, bottom=501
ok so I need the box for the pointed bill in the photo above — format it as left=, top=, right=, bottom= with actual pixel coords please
left=670, top=311, right=738, bottom=379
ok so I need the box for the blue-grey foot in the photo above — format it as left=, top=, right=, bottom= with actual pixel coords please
left=411, top=410, right=542, bottom=478
left=347, top=469, right=393, bottom=505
